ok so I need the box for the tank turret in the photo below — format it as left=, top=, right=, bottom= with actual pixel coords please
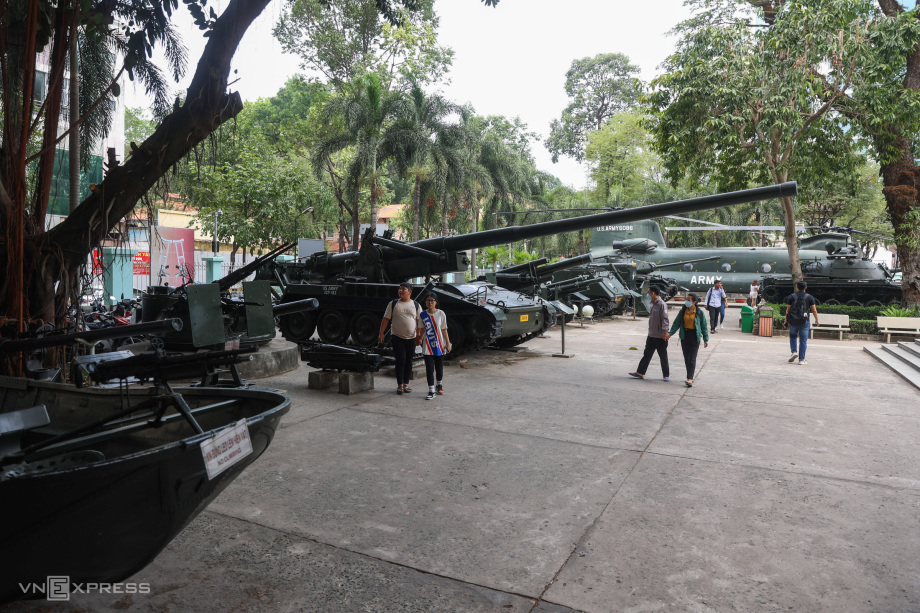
left=266, top=182, right=797, bottom=353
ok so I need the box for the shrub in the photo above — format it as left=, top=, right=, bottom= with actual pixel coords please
left=880, top=305, right=920, bottom=317
left=849, top=319, right=878, bottom=335
left=762, top=302, right=887, bottom=320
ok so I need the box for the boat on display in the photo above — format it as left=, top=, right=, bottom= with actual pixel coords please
left=0, top=349, right=291, bottom=604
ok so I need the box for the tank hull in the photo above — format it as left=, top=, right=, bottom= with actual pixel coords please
left=276, top=280, right=554, bottom=355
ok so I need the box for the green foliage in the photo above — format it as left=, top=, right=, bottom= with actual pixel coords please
left=274, top=0, right=451, bottom=92
left=584, top=112, right=656, bottom=205
left=546, top=53, right=643, bottom=163
left=124, top=107, right=158, bottom=160
left=764, top=302, right=888, bottom=321
left=881, top=305, right=920, bottom=317
left=848, top=319, right=878, bottom=335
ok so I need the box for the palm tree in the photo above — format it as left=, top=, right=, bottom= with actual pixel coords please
left=313, top=73, right=409, bottom=247
left=387, top=82, right=465, bottom=241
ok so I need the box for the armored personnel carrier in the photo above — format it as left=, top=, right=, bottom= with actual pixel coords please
left=261, top=182, right=798, bottom=354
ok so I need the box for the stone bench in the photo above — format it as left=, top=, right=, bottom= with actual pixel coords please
left=877, top=316, right=920, bottom=344
left=809, top=313, right=850, bottom=341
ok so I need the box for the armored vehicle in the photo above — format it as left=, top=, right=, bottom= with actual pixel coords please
left=260, top=182, right=798, bottom=354
left=758, top=241, right=900, bottom=305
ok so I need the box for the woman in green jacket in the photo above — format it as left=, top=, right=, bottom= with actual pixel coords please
left=668, top=292, right=710, bottom=387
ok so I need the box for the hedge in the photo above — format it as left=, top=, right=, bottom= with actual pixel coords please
left=762, top=302, right=887, bottom=320
left=761, top=303, right=880, bottom=334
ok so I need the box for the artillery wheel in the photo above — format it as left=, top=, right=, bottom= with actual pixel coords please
left=279, top=311, right=317, bottom=342
left=823, top=299, right=841, bottom=306
left=350, top=311, right=381, bottom=347
left=317, top=310, right=351, bottom=344
left=763, top=287, right=781, bottom=302
left=846, top=300, right=863, bottom=307
left=446, top=315, right=466, bottom=355
left=866, top=300, right=884, bottom=307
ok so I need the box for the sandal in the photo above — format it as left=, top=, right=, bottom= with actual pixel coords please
left=685, top=380, right=693, bottom=388
left=403, top=385, right=412, bottom=393
left=628, top=372, right=644, bottom=379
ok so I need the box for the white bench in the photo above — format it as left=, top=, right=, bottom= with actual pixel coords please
left=809, top=313, right=850, bottom=341
left=876, top=316, right=920, bottom=344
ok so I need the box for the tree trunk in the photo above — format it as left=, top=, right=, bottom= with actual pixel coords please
left=412, top=176, right=421, bottom=242
left=352, top=183, right=361, bottom=249
left=2, top=0, right=271, bottom=330
left=881, top=146, right=920, bottom=307
left=69, top=24, right=80, bottom=215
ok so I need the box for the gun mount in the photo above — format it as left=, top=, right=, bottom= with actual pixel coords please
left=263, top=183, right=797, bottom=354
left=139, top=243, right=314, bottom=349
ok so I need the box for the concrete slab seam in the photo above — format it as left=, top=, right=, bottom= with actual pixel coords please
left=197, top=508, right=544, bottom=605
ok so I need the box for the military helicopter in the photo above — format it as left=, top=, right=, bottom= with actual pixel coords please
left=589, top=217, right=898, bottom=304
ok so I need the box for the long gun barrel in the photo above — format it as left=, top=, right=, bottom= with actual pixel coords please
left=0, top=319, right=183, bottom=356
left=416, top=183, right=797, bottom=254
left=216, top=242, right=295, bottom=291
left=486, top=254, right=595, bottom=290
left=272, top=298, right=319, bottom=318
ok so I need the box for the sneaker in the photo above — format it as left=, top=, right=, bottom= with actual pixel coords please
left=788, top=353, right=798, bottom=363
left=426, top=390, right=435, bottom=400
left=799, top=360, right=807, bottom=365
left=628, top=372, right=644, bottom=379
left=720, top=324, right=724, bottom=330
left=436, top=384, right=444, bottom=395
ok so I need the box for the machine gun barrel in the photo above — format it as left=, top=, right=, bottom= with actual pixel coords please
left=0, top=319, right=183, bottom=356
left=272, top=298, right=319, bottom=318
left=89, top=348, right=253, bottom=382
left=216, top=242, right=295, bottom=291
left=414, top=183, right=797, bottom=254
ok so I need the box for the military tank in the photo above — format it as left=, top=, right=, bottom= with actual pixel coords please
left=758, top=239, right=900, bottom=306
left=260, top=182, right=799, bottom=354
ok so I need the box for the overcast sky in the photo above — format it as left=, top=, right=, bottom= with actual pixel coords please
left=127, top=0, right=694, bottom=189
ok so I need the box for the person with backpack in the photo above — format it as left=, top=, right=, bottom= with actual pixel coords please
left=379, top=282, right=422, bottom=394
left=784, top=280, right=820, bottom=365
left=704, top=280, right=726, bottom=333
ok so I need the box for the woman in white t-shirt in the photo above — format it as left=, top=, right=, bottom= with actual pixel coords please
left=416, top=293, right=452, bottom=400
left=749, top=280, right=760, bottom=306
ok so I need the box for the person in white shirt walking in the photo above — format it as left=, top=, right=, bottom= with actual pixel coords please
left=704, top=280, right=726, bottom=333
left=416, top=293, right=452, bottom=399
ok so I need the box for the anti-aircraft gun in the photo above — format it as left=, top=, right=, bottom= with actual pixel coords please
left=140, top=242, right=318, bottom=349
left=262, top=182, right=798, bottom=355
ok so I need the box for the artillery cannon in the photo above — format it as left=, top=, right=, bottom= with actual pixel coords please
left=478, top=254, right=594, bottom=291
left=262, top=182, right=798, bottom=354
left=139, top=243, right=318, bottom=349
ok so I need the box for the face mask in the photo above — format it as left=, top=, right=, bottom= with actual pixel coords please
left=684, top=300, right=693, bottom=308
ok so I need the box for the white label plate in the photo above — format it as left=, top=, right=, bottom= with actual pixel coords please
left=200, top=419, right=253, bottom=480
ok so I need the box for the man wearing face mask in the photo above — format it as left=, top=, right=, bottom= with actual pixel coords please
left=667, top=292, right=710, bottom=387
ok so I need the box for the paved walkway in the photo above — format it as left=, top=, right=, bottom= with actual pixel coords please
left=10, top=311, right=919, bottom=612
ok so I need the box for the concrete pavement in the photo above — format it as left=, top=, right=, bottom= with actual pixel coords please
left=7, top=311, right=919, bottom=612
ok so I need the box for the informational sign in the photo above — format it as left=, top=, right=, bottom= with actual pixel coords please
left=200, top=420, right=253, bottom=480
left=150, top=226, right=195, bottom=286
left=132, top=251, right=150, bottom=275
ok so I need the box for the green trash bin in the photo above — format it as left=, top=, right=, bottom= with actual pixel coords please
left=740, top=304, right=754, bottom=333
